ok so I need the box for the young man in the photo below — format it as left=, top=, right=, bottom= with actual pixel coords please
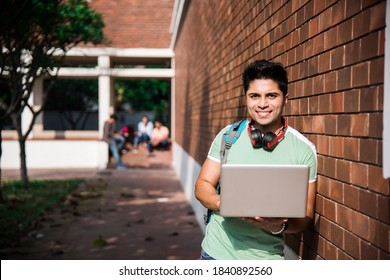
left=132, top=115, right=154, bottom=154
left=147, top=120, right=170, bottom=154
left=102, top=114, right=127, bottom=169
left=195, top=60, right=317, bottom=260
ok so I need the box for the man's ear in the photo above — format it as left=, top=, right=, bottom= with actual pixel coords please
left=284, top=93, right=289, bottom=104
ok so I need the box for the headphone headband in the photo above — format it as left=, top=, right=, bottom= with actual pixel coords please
left=247, top=118, right=287, bottom=151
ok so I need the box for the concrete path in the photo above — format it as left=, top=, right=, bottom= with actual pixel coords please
left=1, top=147, right=204, bottom=260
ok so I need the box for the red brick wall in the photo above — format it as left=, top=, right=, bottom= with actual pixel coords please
left=88, top=0, right=174, bottom=48
left=174, top=0, right=389, bottom=259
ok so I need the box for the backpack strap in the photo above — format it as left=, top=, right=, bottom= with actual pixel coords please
left=220, top=119, right=247, bottom=164
left=204, top=119, right=247, bottom=225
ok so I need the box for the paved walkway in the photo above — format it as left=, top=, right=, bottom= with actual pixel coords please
left=1, top=147, right=204, bottom=260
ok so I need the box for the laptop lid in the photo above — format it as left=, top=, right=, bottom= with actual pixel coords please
left=219, top=164, right=310, bottom=218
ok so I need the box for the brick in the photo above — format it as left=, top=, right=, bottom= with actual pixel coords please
left=350, top=210, right=370, bottom=240
left=361, top=32, right=379, bottom=60
left=345, top=40, right=361, bottom=66
left=299, top=98, right=309, bottom=114
left=330, top=46, right=344, bottom=70
left=308, top=95, right=319, bottom=114
left=319, top=7, right=333, bottom=32
left=344, top=230, right=360, bottom=259
left=360, top=239, right=379, bottom=259
left=369, top=219, right=389, bottom=250
left=360, top=139, right=378, bottom=164
left=346, top=0, right=362, bottom=18
left=368, top=166, right=390, bottom=195
left=354, top=9, right=371, bottom=38
left=370, top=57, right=384, bottom=85
left=324, top=240, right=338, bottom=260
left=317, top=235, right=326, bottom=259
left=352, top=62, right=369, bottom=88
left=351, top=114, right=369, bottom=137
left=331, top=223, right=345, bottom=248
left=369, top=113, right=383, bottom=138
left=330, top=92, right=344, bottom=113
left=317, top=135, right=330, bottom=155
left=360, top=189, right=379, bottom=220
left=324, top=27, right=338, bottom=51
left=332, top=1, right=346, bottom=25
left=351, top=162, right=368, bottom=188
left=360, top=87, right=378, bottom=112
left=337, top=18, right=353, bottom=45
left=337, top=249, right=353, bottom=260
left=318, top=175, right=331, bottom=197
left=379, top=250, right=390, bottom=260
left=337, top=159, right=351, bottom=183
left=329, top=136, right=344, bottom=158
left=325, top=115, right=337, bottom=135
left=318, top=94, right=331, bottom=114
left=90, top=0, right=174, bottom=49
left=330, top=180, right=344, bottom=203
left=318, top=215, right=332, bottom=240
left=377, top=194, right=390, bottom=224
left=337, top=114, right=351, bottom=136
left=344, top=137, right=360, bottom=161
left=312, top=115, right=325, bottom=134
left=344, top=184, right=360, bottom=210
left=324, top=71, right=337, bottom=92
left=324, top=198, right=337, bottom=222
left=337, top=67, right=352, bottom=91
left=312, top=29, right=323, bottom=53
left=316, top=194, right=324, bottom=215
left=369, top=1, right=386, bottom=31
left=323, top=156, right=336, bottom=178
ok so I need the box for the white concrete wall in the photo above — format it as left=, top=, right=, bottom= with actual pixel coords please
left=172, top=142, right=206, bottom=232
left=1, top=140, right=108, bottom=170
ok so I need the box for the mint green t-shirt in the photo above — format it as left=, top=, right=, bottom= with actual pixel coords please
left=202, top=122, right=317, bottom=260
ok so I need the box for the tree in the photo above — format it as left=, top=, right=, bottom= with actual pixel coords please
left=116, top=79, right=170, bottom=125
left=0, top=0, right=106, bottom=190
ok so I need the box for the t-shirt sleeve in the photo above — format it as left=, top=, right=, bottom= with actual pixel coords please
left=207, top=125, right=231, bottom=163
left=304, top=142, right=317, bottom=183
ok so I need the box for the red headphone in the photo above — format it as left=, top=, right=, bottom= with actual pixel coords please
left=247, top=117, right=287, bottom=151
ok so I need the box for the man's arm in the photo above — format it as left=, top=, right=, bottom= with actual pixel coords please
left=195, top=158, right=221, bottom=211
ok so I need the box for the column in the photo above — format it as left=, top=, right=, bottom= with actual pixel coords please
left=97, top=55, right=113, bottom=169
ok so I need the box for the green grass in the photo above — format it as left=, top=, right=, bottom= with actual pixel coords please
left=0, top=179, right=82, bottom=249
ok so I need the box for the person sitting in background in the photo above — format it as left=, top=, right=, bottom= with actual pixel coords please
left=120, top=125, right=135, bottom=154
left=132, top=115, right=153, bottom=154
left=147, top=120, right=170, bottom=155
left=102, top=114, right=126, bottom=169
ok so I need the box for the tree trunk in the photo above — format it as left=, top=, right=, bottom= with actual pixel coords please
left=18, top=136, right=29, bottom=190
left=11, top=113, right=30, bottom=190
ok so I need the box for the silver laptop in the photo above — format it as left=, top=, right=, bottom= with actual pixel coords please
left=219, top=164, right=310, bottom=218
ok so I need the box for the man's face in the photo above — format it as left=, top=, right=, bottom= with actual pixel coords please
left=245, top=79, right=288, bottom=132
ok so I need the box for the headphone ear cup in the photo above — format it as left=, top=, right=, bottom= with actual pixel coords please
left=251, top=129, right=263, bottom=148
left=262, top=132, right=277, bottom=151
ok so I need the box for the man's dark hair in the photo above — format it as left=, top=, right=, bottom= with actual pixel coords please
left=242, top=60, right=288, bottom=95
left=110, top=114, right=118, bottom=121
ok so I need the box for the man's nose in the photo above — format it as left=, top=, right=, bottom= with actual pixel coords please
left=257, top=97, right=268, bottom=108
